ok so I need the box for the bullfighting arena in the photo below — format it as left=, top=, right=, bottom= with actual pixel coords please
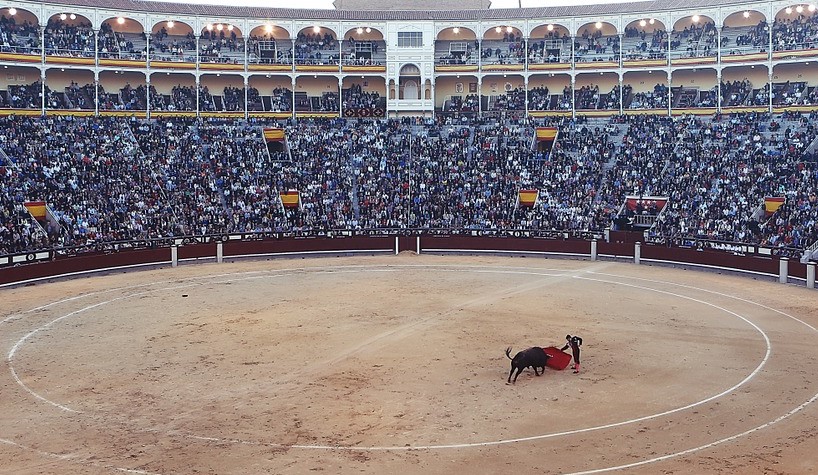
left=2, top=254, right=818, bottom=475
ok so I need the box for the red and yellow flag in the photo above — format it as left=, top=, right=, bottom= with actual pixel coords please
left=764, top=197, right=785, bottom=215
left=263, top=128, right=285, bottom=142
left=280, top=190, right=300, bottom=208
left=518, top=189, right=539, bottom=207
left=535, top=127, right=558, bottom=142
left=24, top=201, right=47, bottom=221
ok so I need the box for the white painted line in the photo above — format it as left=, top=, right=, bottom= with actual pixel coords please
left=564, top=392, right=818, bottom=474
left=0, top=437, right=163, bottom=475
left=639, top=257, right=779, bottom=279
left=3, top=263, right=816, bottom=475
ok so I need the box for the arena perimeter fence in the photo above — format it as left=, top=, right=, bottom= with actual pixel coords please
left=0, top=229, right=814, bottom=289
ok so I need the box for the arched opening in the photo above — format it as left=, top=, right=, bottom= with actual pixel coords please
left=99, top=16, right=146, bottom=60
left=294, top=75, right=339, bottom=115
left=150, top=20, right=195, bottom=63
left=0, top=66, right=42, bottom=109
left=772, top=62, right=818, bottom=106
left=341, top=76, right=385, bottom=117
left=623, top=70, right=668, bottom=110
left=199, top=23, right=244, bottom=65
left=342, top=27, right=385, bottom=66
left=0, top=7, right=41, bottom=56
left=248, top=24, right=292, bottom=65
left=773, top=5, right=818, bottom=52
left=622, top=18, right=668, bottom=62
left=575, top=21, right=619, bottom=64
left=98, top=70, right=147, bottom=111
left=529, top=23, right=570, bottom=65
left=435, top=27, right=478, bottom=66
left=575, top=72, right=620, bottom=111
left=481, top=26, right=524, bottom=66
left=721, top=64, right=769, bottom=108
left=248, top=75, right=292, bottom=114
left=435, top=75, right=478, bottom=115
left=45, top=12, right=94, bottom=57
left=295, top=26, right=339, bottom=66
left=670, top=14, right=717, bottom=61
left=399, top=64, right=421, bottom=100
left=482, top=74, right=525, bottom=116
left=722, top=10, right=768, bottom=58
left=199, top=73, right=245, bottom=112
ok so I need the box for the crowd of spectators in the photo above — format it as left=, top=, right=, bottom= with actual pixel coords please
left=342, top=38, right=384, bottom=66
left=445, top=94, right=479, bottom=113
left=574, top=85, right=600, bottom=109
left=527, top=86, right=551, bottom=110
left=294, top=31, right=339, bottom=65
left=119, top=83, right=147, bottom=110
left=0, top=116, right=174, bottom=248
left=0, top=14, right=40, bottom=54
left=481, top=32, right=525, bottom=65
left=44, top=19, right=94, bottom=57
left=627, top=83, right=669, bottom=109
left=622, top=27, right=667, bottom=61
left=222, top=86, right=244, bottom=111
left=724, top=20, right=768, bottom=55
left=721, top=80, right=754, bottom=107
left=488, top=87, right=525, bottom=112
left=342, top=83, right=384, bottom=112
left=574, top=27, right=620, bottom=62
left=169, top=85, right=196, bottom=111
left=248, top=35, right=293, bottom=64
left=150, top=28, right=195, bottom=62
left=773, top=11, right=818, bottom=51
left=62, top=81, right=95, bottom=110
left=6, top=81, right=42, bottom=108
left=97, top=22, right=142, bottom=60
left=199, top=28, right=242, bottom=64
left=528, top=34, right=570, bottom=64
left=669, top=21, right=717, bottom=58
left=0, top=112, right=816, bottom=258
left=270, top=87, right=293, bottom=112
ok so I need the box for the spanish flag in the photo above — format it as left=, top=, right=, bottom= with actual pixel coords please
left=24, top=201, right=47, bottom=221
left=764, top=197, right=785, bottom=216
left=517, top=189, right=539, bottom=207
left=535, top=127, right=558, bottom=141
left=263, top=128, right=285, bottom=142
left=263, top=127, right=287, bottom=159
left=280, top=190, right=300, bottom=209
left=535, top=127, right=558, bottom=156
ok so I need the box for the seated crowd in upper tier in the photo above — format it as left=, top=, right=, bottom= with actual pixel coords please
left=0, top=113, right=816, bottom=258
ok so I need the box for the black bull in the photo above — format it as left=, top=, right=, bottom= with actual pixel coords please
left=505, top=347, right=551, bottom=384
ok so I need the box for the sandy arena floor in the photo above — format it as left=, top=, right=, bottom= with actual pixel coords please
left=1, top=254, right=818, bottom=474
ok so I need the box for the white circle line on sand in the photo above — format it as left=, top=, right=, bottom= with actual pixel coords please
left=563, top=391, right=818, bottom=475
left=282, top=271, right=774, bottom=450
left=3, top=263, right=812, bottom=474
left=0, top=437, right=163, bottom=475
left=6, top=269, right=314, bottom=413
left=11, top=265, right=768, bottom=447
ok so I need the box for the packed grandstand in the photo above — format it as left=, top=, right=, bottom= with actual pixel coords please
left=0, top=0, right=817, bottom=263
